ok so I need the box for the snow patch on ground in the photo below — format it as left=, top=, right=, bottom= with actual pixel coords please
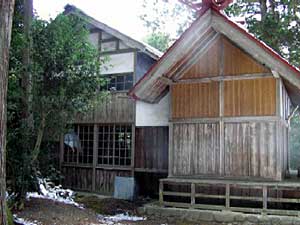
left=97, top=213, right=146, bottom=225
left=26, top=178, right=83, bottom=208
left=13, top=215, right=41, bottom=225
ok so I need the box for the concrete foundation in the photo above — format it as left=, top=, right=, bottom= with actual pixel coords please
left=139, top=203, right=300, bottom=225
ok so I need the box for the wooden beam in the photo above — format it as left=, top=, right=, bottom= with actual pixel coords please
left=158, top=76, right=174, bottom=85
left=170, top=116, right=280, bottom=124
left=171, top=31, right=220, bottom=80
left=212, top=13, right=300, bottom=91
left=272, top=70, right=280, bottom=79
left=135, top=11, right=213, bottom=99
left=177, top=73, right=272, bottom=83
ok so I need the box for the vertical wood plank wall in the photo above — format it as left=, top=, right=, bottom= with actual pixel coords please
left=170, top=35, right=289, bottom=181
left=171, top=82, right=219, bottom=119
left=224, top=78, right=276, bottom=116
left=172, top=123, right=220, bottom=176
left=135, top=127, right=169, bottom=172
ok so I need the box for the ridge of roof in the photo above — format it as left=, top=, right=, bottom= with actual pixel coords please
left=213, top=8, right=300, bottom=76
left=128, top=7, right=211, bottom=99
left=128, top=6, right=300, bottom=102
left=63, top=4, right=163, bottom=60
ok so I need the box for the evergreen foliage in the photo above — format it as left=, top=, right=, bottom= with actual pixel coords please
left=7, top=1, right=107, bottom=203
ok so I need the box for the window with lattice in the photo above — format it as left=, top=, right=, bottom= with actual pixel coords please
left=63, top=124, right=93, bottom=164
left=105, top=73, right=133, bottom=91
left=98, top=124, right=132, bottom=166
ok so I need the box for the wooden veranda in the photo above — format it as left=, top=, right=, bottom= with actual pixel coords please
left=159, top=177, right=300, bottom=216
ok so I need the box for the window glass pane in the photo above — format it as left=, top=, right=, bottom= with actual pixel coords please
left=97, top=124, right=132, bottom=166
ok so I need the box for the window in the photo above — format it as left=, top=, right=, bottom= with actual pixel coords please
left=63, top=124, right=132, bottom=167
left=98, top=124, right=132, bottom=166
left=106, top=73, right=133, bottom=91
left=63, top=124, right=94, bottom=164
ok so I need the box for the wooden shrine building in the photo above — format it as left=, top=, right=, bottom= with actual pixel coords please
left=129, top=4, right=300, bottom=215
left=60, top=5, right=168, bottom=195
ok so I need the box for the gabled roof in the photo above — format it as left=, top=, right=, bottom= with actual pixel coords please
left=129, top=7, right=300, bottom=105
left=63, top=4, right=162, bottom=60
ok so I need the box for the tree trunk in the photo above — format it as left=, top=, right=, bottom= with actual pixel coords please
left=0, top=0, right=15, bottom=224
left=21, top=0, right=33, bottom=129
left=31, top=114, right=46, bottom=164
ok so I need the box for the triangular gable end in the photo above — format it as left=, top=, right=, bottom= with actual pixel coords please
left=129, top=8, right=300, bottom=105
left=181, top=36, right=270, bottom=79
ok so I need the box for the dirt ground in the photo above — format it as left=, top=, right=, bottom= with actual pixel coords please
left=14, top=196, right=218, bottom=225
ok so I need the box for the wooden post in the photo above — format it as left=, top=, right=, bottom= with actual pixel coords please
left=92, top=124, right=98, bottom=192
left=131, top=124, right=135, bottom=177
left=159, top=180, right=164, bottom=206
left=168, top=122, right=174, bottom=177
left=59, top=134, right=64, bottom=171
left=191, top=183, right=195, bottom=207
left=225, top=184, right=230, bottom=210
left=262, top=186, right=268, bottom=215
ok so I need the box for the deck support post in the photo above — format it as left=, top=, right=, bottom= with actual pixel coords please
left=92, top=124, right=98, bottom=192
left=159, top=180, right=164, bottom=206
left=225, top=184, right=230, bottom=210
left=262, top=186, right=268, bottom=215
left=191, top=183, right=196, bottom=207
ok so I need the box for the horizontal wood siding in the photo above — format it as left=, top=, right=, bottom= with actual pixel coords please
left=135, top=127, right=169, bottom=172
left=224, top=78, right=276, bottom=116
left=75, top=92, right=134, bottom=123
left=171, top=82, right=219, bottom=119
left=224, top=122, right=277, bottom=179
left=172, top=123, right=220, bottom=176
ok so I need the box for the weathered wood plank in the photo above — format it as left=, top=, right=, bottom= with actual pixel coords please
left=172, top=123, right=220, bottom=176
left=75, top=92, right=135, bottom=123
left=134, top=127, right=168, bottom=172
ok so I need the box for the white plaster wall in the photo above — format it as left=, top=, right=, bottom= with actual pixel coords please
left=136, top=93, right=170, bottom=127
left=101, top=52, right=134, bottom=74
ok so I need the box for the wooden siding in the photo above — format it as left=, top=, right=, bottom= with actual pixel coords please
left=222, top=38, right=270, bottom=76
left=180, top=36, right=270, bottom=80
left=61, top=166, right=131, bottom=194
left=224, top=78, right=276, bottom=116
left=62, top=167, right=93, bottom=191
left=171, top=82, right=219, bottom=119
left=224, top=122, right=277, bottom=179
left=171, top=121, right=281, bottom=180
left=75, top=92, right=134, bottom=123
left=172, top=123, right=220, bottom=176
left=181, top=37, right=221, bottom=79
left=135, top=127, right=169, bottom=172
left=94, top=169, right=131, bottom=194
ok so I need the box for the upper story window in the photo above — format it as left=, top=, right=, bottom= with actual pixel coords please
left=105, top=73, right=133, bottom=91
